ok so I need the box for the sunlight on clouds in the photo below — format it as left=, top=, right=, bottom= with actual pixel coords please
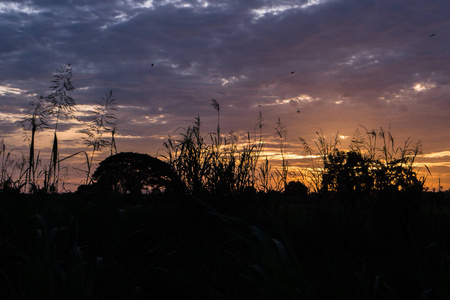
left=115, top=134, right=146, bottom=139
left=117, top=105, right=149, bottom=110
left=73, top=104, right=98, bottom=118
left=416, top=162, right=450, bottom=168
left=112, top=133, right=167, bottom=140
left=263, top=151, right=319, bottom=160
left=221, top=75, right=247, bottom=86
left=413, top=82, right=436, bottom=92
left=258, top=94, right=318, bottom=107
left=133, top=0, right=218, bottom=9
left=421, top=151, right=450, bottom=158
left=148, top=134, right=168, bottom=140
left=101, top=11, right=134, bottom=30
left=380, top=94, right=402, bottom=103
left=380, top=81, right=437, bottom=103
left=77, top=104, right=98, bottom=111
left=275, top=94, right=318, bottom=105
left=0, top=2, right=41, bottom=14
left=252, top=0, right=330, bottom=21
left=0, top=85, right=25, bottom=96
left=198, top=0, right=210, bottom=8
left=133, top=114, right=167, bottom=124
left=0, top=112, right=25, bottom=123
left=339, top=52, right=379, bottom=69
left=113, top=12, right=130, bottom=23
left=128, top=0, right=156, bottom=9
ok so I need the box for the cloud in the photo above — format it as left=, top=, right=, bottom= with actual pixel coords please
left=0, top=85, right=26, bottom=96
left=0, top=2, right=42, bottom=14
left=421, top=151, right=450, bottom=159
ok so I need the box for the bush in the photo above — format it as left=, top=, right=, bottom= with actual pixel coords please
left=91, top=152, right=183, bottom=195
left=285, top=180, right=308, bottom=200
left=301, top=127, right=427, bottom=195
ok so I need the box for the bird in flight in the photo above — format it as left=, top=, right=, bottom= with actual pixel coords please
left=151, top=63, right=155, bottom=67
left=291, top=71, right=295, bottom=74
left=429, top=33, right=436, bottom=37
left=297, top=110, right=300, bottom=113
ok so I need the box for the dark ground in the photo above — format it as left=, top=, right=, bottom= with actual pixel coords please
left=0, top=190, right=449, bottom=299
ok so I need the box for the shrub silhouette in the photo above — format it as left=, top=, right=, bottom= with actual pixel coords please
left=92, top=152, right=183, bottom=195
left=321, top=149, right=424, bottom=194
left=300, top=127, right=427, bottom=195
left=284, top=180, right=308, bottom=200
left=322, top=150, right=374, bottom=193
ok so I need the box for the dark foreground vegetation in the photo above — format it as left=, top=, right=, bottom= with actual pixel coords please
left=1, top=189, right=450, bottom=299
left=2, top=65, right=449, bottom=299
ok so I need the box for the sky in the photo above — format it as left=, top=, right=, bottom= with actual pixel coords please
left=1, top=0, right=450, bottom=191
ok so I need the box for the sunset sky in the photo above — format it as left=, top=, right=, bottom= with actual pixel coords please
left=1, top=0, right=450, bottom=191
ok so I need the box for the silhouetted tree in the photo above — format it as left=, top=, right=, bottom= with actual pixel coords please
left=301, top=127, right=427, bottom=195
left=321, top=150, right=374, bottom=193
left=321, top=150, right=425, bottom=194
left=91, top=152, right=183, bottom=195
left=284, top=180, right=308, bottom=200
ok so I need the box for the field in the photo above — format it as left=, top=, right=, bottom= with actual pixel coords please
left=1, top=190, right=449, bottom=299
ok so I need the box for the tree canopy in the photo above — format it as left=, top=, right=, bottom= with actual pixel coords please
left=92, top=152, right=183, bottom=195
left=300, top=127, right=427, bottom=195
left=321, top=149, right=425, bottom=194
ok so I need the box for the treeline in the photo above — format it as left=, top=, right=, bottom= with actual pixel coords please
left=1, top=65, right=428, bottom=198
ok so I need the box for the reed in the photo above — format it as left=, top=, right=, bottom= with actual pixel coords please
left=273, top=117, right=290, bottom=191
left=9, top=66, right=121, bottom=193
left=79, top=90, right=117, bottom=185
left=42, top=64, right=77, bottom=192
left=19, top=98, right=48, bottom=190
left=163, top=102, right=307, bottom=196
left=162, top=100, right=265, bottom=196
left=0, top=140, right=28, bottom=192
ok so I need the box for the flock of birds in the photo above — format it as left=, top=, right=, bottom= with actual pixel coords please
left=148, top=33, right=436, bottom=115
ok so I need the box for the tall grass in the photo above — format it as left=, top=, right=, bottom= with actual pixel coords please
left=0, top=141, right=29, bottom=192
left=5, top=66, right=120, bottom=193
left=41, top=64, right=77, bottom=192
left=79, top=90, right=117, bottom=185
left=273, top=117, right=290, bottom=191
left=19, top=98, right=48, bottom=190
left=163, top=116, right=264, bottom=196
left=299, top=129, right=341, bottom=193
left=162, top=101, right=308, bottom=197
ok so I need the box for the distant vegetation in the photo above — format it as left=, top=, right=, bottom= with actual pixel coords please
left=0, top=65, right=428, bottom=196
